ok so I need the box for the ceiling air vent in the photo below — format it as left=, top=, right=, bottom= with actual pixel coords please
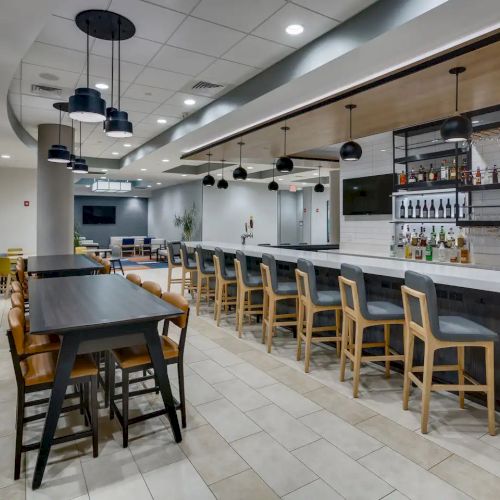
left=192, top=80, right=223, bottom=90
left=182, top=80, right=226, bottom=98
left=31, top=83, right=62, bottom=98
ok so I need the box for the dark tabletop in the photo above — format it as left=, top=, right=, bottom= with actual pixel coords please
left=29, top=274, right=182, bottom=335
left=28, top=254, right=103, bottom=274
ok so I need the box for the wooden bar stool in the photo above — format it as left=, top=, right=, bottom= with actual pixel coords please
left=234, top=250, right=263, bottom=337
left=402, top=271, right=497, bottom=435
left=126, top=273, right=142, bottom=286
left=179, top=243, right=196, bottom=297
left=295, top=258, right=342, bottom=373
left=339, top=263, right=405, bottom=398
left=260, top=254, right=298, bottom=354
left=213, top=248, right=237, bottom=326
left=166, top=241, right=183, bottom=292
left=195, top=245, right=215, bottom=315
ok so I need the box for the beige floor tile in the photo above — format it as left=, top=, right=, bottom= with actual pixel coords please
left=358, top=447, right=470, bottom=500
left=181, top=373, right=223, bottom=406
left=0, top=433, right=18, bottom=488
left=247, top=404, right=320, bottom=451
left=0, top=393, right=16, bottom=438
left=209, top=469, right=279, bottom=500
left=231, top=432, right=317, bottom=496
left=268, top=365, right=324, bottom=394
left=183, top=344, right=209, bottom=364
left=0, top=377, right=17, bottom=403
left=300, top=409, right=382, bottom=459
left=0, top=480, right=26, bottom=500
left=237, top=349, right=284, bottom=371
left=0, top=352, right=14, bottom=380
left=196, top=399, right=261, bottom=442
left=188, top=335, right=220, bottom=352
left=143, top=460, right=214, bottom=500
left=430, top=454, right=500, bottom=500
left=382, top=492, right=409, bottom=500
left=179, top=424, right=249, bottom=485
left=303, top=386, right=377, bottom=425
left=227, top=362, right=277, bottom=389
left=282, top=479, right=343, bottom=500
left=258, top=383, right=321, bottom=418
left=213, top=378, right=270, bottom=412
left=204, top=347, right=242, bottom=367
left=293, top=439, right=393, bottom=500
left=357, top=415, right=451, bottom=469
left=213, top=337, right=254, bottom=355
left=189, top=359, right=234, bottom=384
left=78, top=410, right=122, bottom=462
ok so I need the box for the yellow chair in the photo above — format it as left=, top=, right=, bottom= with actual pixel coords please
left=75, top=246, right=88, bottom=254
left=0, top=257, right=12, bottom=297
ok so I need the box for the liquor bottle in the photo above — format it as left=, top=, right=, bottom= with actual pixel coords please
left=399, top=170, right=407, bottom=185
left=409, top=168, right=416, bottom=183
left=446, top=228, right=455, bottom=249
left=417, top=165, right=425, bottom=182
left=445, top=198, right=451, bottom=218
left=441, top=160, right=449, bottom=180
left=430, top=226, right=437, bottom=247
left=430, top=200, right=436, bottom=218
left=425, top=240, right=433, bottom=261
left=399, top=200, right=405, bottom=218
left=398, top=225, right=405, bottom=247
left=439, top=225, right=446, bottom=243
left=450, top=158, right=457, bottom=180
left=493, top=165, right=498, bottom=184
left=456, top=228, right=466, bottom=248
left=438, top=199, right=444, bottom=218
left=438, top=241, right=446, bottom=262
left=475, top=167, right=482, bottom=185
left=420, top=226, right=427, bottom=247
left=407, top=200, right=413, bottom=218
left=415, top=200, right=421, bottom=218
left=404, top=240, right=412, bottom=259
left=428, top=163, right=436, bottom=182
left=422, top=200, right=428, bottom=218
left=411, top=228, right=418, bottom=246
left=390, top=235, right=396, bottom=257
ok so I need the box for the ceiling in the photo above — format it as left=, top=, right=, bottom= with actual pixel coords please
left=7, top=0, right=376, bottom=165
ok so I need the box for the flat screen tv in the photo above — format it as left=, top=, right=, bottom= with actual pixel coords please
left=343, top=174, right=394, bottom=215
left=82, top=205, right=116, bottom=225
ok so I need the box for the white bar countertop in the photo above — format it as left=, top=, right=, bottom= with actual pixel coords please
left=187, top=241, right=500, bottom=294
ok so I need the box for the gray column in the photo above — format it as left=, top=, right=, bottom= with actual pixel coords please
left=329, top=170, right=340, bottom=245
left=37, top=124, right=74, bottom=256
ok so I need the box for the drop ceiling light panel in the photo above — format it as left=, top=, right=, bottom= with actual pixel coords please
left=165, top=162, right=235, bottom=175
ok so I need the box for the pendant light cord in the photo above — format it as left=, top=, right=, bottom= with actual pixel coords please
left=86, top=20, right=90, bottom=89
left=111, top=36, right=114, bottom=109
left=272, top=161, right=275, bottom=180
left=71, top=119, right=74, bottom=154
left=239, top=139, right=243, bottom=166
left=349, top=107, right=353, bottom=140
left=79, top=122, right=82, bottom=157
left=207, top=152, right=211, bottom=174
left=118, top=19, right=121, bottom=111
left=58, top=108, right=61, bottom=144
left=221, top=159, right=225, bottom=178
left=455, top=71, right=459, bottom=113
left=283, top=126, right=287, bottom=155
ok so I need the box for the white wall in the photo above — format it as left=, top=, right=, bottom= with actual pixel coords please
left=310, top=187, right=330, bottom=244
left=202, top=181, right=278, bottom=245
left=0, top=167, right=37, bottom=253
left=339, top=132, right=393, bottom=256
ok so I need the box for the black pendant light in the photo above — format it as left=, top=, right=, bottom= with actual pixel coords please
left=48, top=102, right=71, bottom=163
left=340, top=104, right=362, bottom=161
left=233, top=140, right=247, bottom=180
left=67, top=119, right=76, bottom=169
left=202, top=152, right=215, bottom=186
left=73, top=122, right=88, bottom=173
left=268, top=161, right=278, bottom=191
left=105, top=15, right=134, bottom=138
left=217, top=159, right=228, bottom=189
left=276, top=125, right=294, bottom=173
left=314, top=166, right=325, bottom=192
left=440, top=67, right=472, bottom=142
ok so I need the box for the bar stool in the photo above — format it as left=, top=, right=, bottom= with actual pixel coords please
left=195, top=245, right=215, bottom=315
left=260, top=254, right=298, bottom=353
left=126, top=273, right=142, bottom=286
left=402, top=271, right=497, bottom=435
left=166, top=241, right=183, bottom=292
left=338, top=264, right=405, bottom=398
left=234, top=250, right=263, bottom=337
left=179, top=243, right=196, bottom=296
left=295, top=258, right=342, bottom=373
left=213, top=247, right=237, bottom=326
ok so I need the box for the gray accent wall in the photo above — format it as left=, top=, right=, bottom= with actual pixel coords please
left=148, top=182, right=202, bottom=241
left=74, top=196, right=148, bottom=248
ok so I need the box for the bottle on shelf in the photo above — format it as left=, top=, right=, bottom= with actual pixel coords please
left=420, top=226, right=427, bottom=247
left=438, top=199, right=444, bottom=218
left=415, top=200, right=421, bottom=218
left=399, top=170, right=407, bottom=185
left=493, top=164, right=498, bottom=184
left=441, top=160, right=449, bottom=180
left=411, top=228, right=418, bottom=247
left=450, top=243, right=459, bottom=263
left=475, top=166, right=482, bottom=186
left=390, top=235, right=396, bottom=258
left=439, top=225, right=446, bottom=243
left=445, top=198, right=451, bottom=218
left=428, top=163, right=436, bottom=182
left=399, top=200, right=405, bottom=219
left=404, top=240, right=412, bottom=259
left=430, top=226, right=437, bottom=247
left=417, top=165, right=426, bottom=182
left=422, top=200, right=428, bottom=218
left=398, top=225, right=405, bottom=247
left=438, top=241, right=446, bottom=262
left=430, top=200, right=436, bottom=218
left=445, top=227, right=455, bottom=249
left=450, top=158, right=457, bottom=180
left=425, top=239, right=433, bottom=261
left=456, top=228, right=466, bottom=248
left=407, top=200, right=413, bottom=218
left=409, top=168, right=416, bottom=183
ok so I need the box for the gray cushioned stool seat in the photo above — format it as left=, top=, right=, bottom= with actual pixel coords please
left=275, top=281, right=298, bottom=295
left=316, top=290, right=341, bottom=307
left=438, top=316, right=498, bottom=342
left=366, top=301, right=404, bottom=321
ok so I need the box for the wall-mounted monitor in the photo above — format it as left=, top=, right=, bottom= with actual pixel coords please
left=82, top=205, right=116, bottom=224
left=343, top=174, right=394, bottom=215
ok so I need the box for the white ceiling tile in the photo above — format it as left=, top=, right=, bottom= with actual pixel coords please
left=151, top=102, right=183, bottom=117
left=13, top=95, right=61, bottom=112
left=123, top=84, right=174, bottom=103
left=109, top=0, right=186, bottom=43
left=23, top=43, right=86, bottom=74
left=168, top=17, right=245, bottom=57
left=291, top=0, right=377, bottom=22
left=191, top=0, right=285, bottom=32
left=19, top=106, right=60, bottom=126
left=132, top=122, right=165, bottom=139
left=140, top=114, right=179, bottom=126
left=135, top=67, right=191, bottom=91
left=36, top=15, right=88, bottom=52
left=87, top=54, right=143, bottom=82
left=119, top=97, right=159, bottom=113
left=146, top=0, right=200, bottom=14
left=92, top=37, right=162, bottom=65
left=252, top=3, right=338, bottom=49
left=20, top=63, right=80, bottom=89
left=149, top=45, right=215, bottom=76
left=52, top=0, right=112, bottom=20
left=126, top=110, right=150, bottom=123
left=196, top=59, right=259, bottom=85
left=164, top=91, right=213, bottom=109
left=223, top=36, right=293, bottom=68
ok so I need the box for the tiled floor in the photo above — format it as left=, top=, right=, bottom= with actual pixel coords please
left=1, top=267, right=500, bottom=499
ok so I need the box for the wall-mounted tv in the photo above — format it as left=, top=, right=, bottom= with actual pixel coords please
left=343, top=174, right=394, bottom=215
left=82, top=205, right=116, bottom=225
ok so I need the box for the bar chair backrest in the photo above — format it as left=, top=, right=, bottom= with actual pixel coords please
left=214, top=247, right=232, bottom=280
left=296, top=259, right=320, bottom=306
left=196, top=245, right=211, bottom=274
left=111, top=245, right=122, bottom=258
left=235, top=250, right=254, bottom=287
left=260, top=261, right=272, bottom=296
left=261, top=254, right=279, bottom=293
left=213, top=254, right=223, bottom=282
left=180, top=243, right=191, bottom=268
left=0, top=256, right=11, bottom=277
left=161, top=291, right=190, bottom=354
left=10, top=292, right=24, bottom=310
left=339, top=264, right=369, bottom=319
left=142, top=280, right=162, bottom=297
left=126, top=273, right=142, bottom=286
left=8, top=307, right=26, bottom=357
left=166, top=241, right=180, bottom=267
left=100, top=259, right=111, bottom=275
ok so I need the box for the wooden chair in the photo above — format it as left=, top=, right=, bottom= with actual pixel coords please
left=338, top=264, right=405, bottom=398
left=179, top=243, right=196, bottom=297
left=402, top=270, right=497, bottom=435
left=166, top=241, right=183, bottom=292
left=195, top=245, right=215, bottom=315
left=7, top=247, right=23, bottom=267
left=109, top=245, right=124, bottom=274
left=141, top=237, right=152, bottom=257
left=7, top=308, right=98, bottom=480
left=141, top=280, right=162, bottom=297
left=295, top=258, right=342, bottom=373
left=121, top=238, right=136, bottom=257
left=126, top=273, right=142, bottom=286
left=14, top=258, right=29, bottom=299
left=100, top=258, right=111, bottom=275
left=109, top=291, right=190, bottom=445
left=0, top=256, right=12, bottom=297
left=260, top=253, right=298, bottom=354
left=213, top=248, right=237, bottom=327
left=234, top=250, right=263, bottom=337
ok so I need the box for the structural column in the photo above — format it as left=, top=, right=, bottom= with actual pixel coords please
left=37, top=124, right=74, bottom=256
left=329, top=170, right=340, bottom=245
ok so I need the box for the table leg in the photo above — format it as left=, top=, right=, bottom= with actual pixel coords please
left=144, top=328, right=182, bottom=443
left=32, top=334, right=80, bottom=490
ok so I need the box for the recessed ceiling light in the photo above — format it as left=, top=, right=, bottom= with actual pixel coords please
left=123, top=143, right=132, bottom=148
left=380, top=149, right=387, bottom=152
left=137, top=178, right=143, bottom=181
left=248, top=166, right=254, bottom=169
left=95, top=82, right=109, bottom=90
left=1, top=154, right=11, bottom=159
left=472, top=120, right=480, bottom=124
left=156, top=182, right=162, bottom=185
left=162, top=159, right=169, bottom=163
left=140, top=168, right=147, bottom=171
left=101, top=169, right=108, bottom=172
left=111, top=151, right=119, bottom=155
left=157, top=118, right=167, bottom=124
left=278, top=178, right=284, bottom=181
left=181, top=174, right=187, bottom=177
left=286, top=24, right=304, bottom=35
left=147, top=185, right=152, bottom=188
left=184, top=98, right=196, bottom=106
left=100, top=176, right=106, bottom=179
left=313, top=173, right=319, bottom=176
left=302, top=182, right=307, bottom=185
left=134, top=195, right=138, bottom=198
left=85, top=185, right=90, bottom=188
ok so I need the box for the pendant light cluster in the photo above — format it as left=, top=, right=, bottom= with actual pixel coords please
left=233, top=140, right=248, bottom=180
left=340, top=104, right=362, bottom=161
left=268, top=161, right=279, bottom=191
left=202, top=152, right=215, bottom=186
left=48, top=102, right=70, bottom=163
left=72, top=122, right=88, bottom=173
left=314, top=166, right=324, bottom=192
left=440, top=66, right=472, bottom=142
left=276, top=125, right=294, bottom=173
left=217, top=160, right=228, bottom=189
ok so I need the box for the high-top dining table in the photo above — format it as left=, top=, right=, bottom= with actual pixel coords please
left=28, top=274, right=183, bottom=489
left=27, top=254, right=103, bottom=278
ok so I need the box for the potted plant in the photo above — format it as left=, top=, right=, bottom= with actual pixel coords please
left=174, top=205, right=197, bottom=241
left=73, top=226, right=82, bottom=250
